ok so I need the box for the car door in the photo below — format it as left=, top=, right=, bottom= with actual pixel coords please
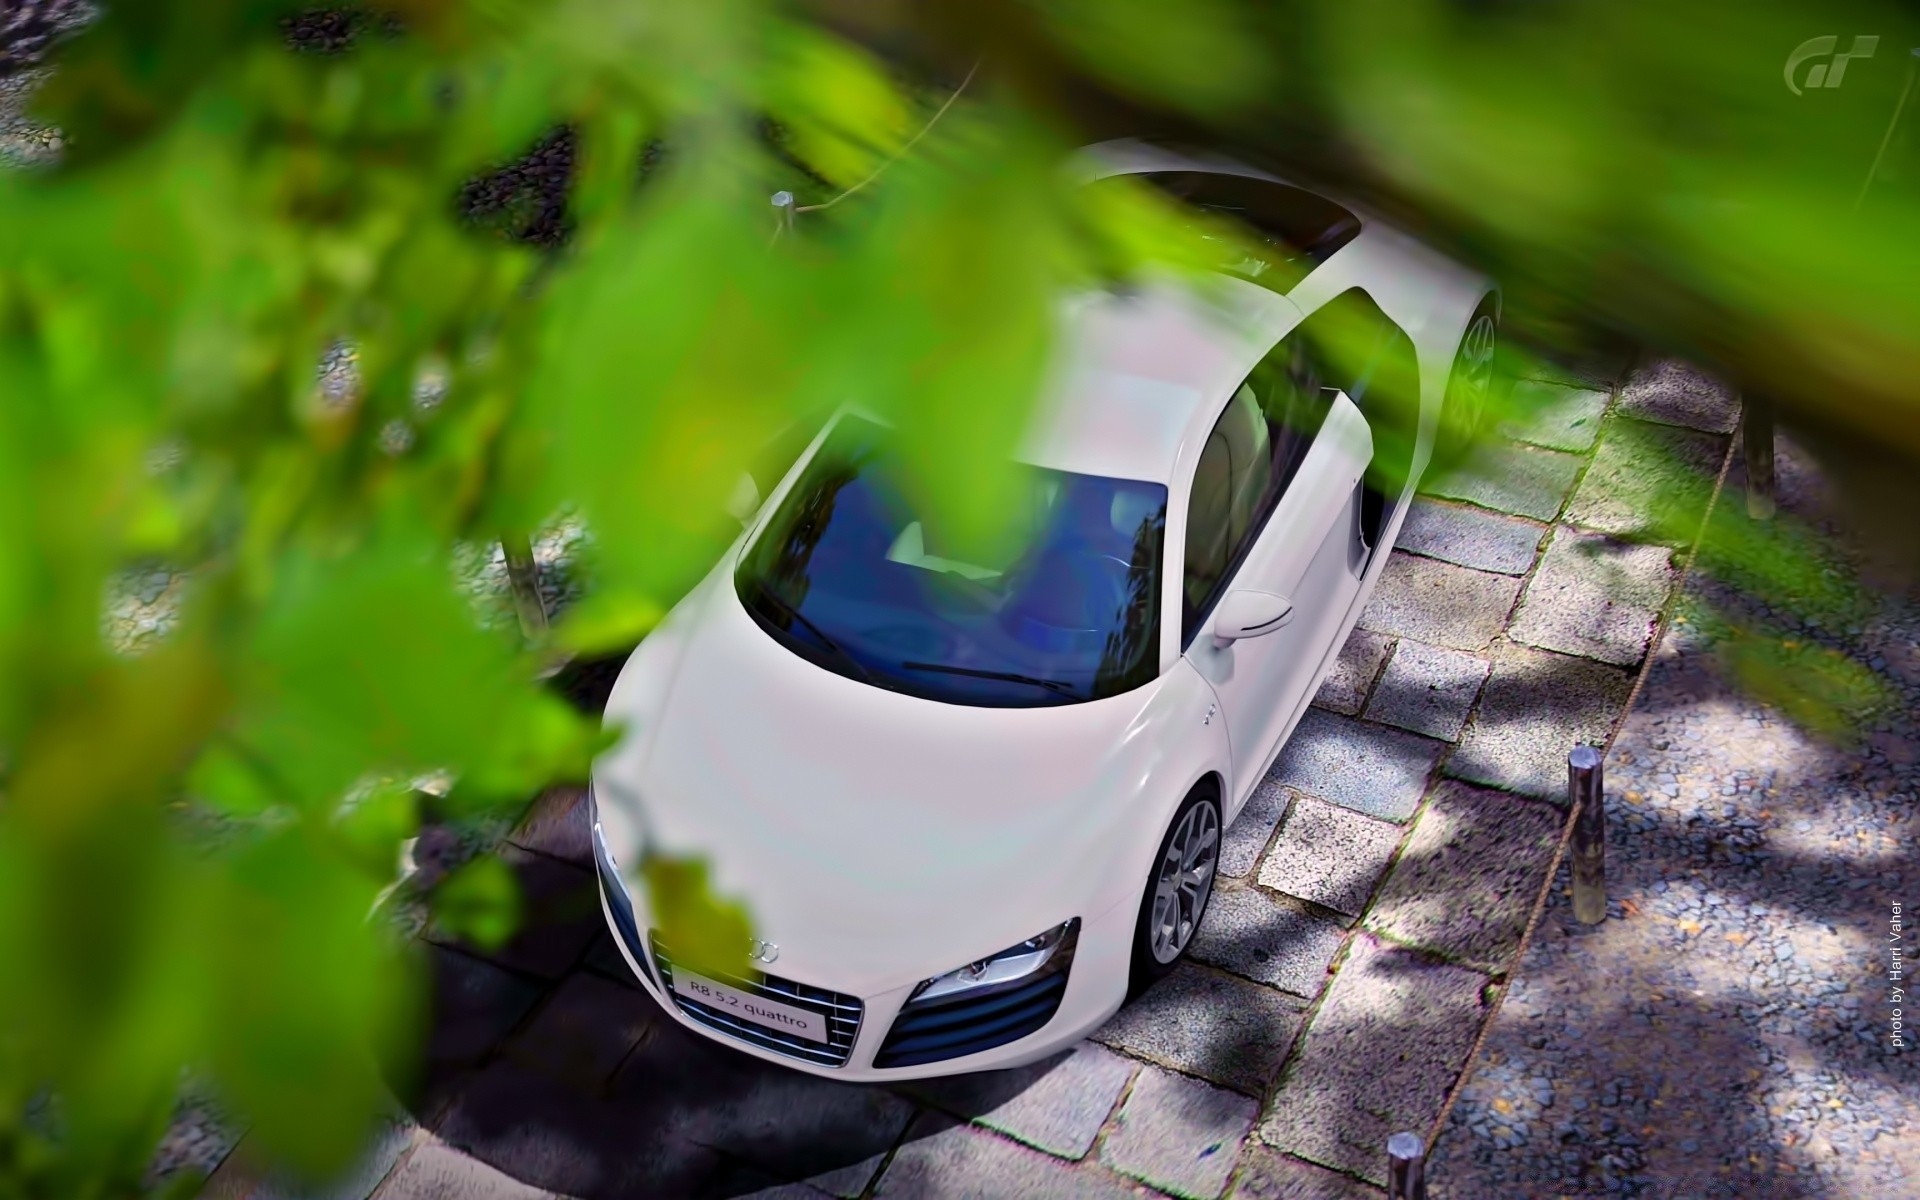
left=1179, top=331, right=1376, bottom=807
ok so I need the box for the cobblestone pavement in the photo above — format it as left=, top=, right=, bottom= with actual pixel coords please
left=192, top=355, right=1779, bottom=1199
left=1429, top=432, right=1919, bottom=1199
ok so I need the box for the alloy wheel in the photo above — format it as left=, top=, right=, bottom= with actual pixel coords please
left=1449, top=312, right=1499, bottom=440
left=1148, top=800, right=1219, bottom=963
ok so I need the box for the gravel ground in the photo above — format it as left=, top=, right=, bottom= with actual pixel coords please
left=0, top=66, right=60, bottom=166
left=1430, top=432, right=1918, bottom=1198
left=144, top=1086, right=244, bottom=1194
left=1, top=0, right=93, bottom=163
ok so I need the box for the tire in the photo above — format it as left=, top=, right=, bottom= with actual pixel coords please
left=1127, top=782, right=1222, bottom=998
left=1433, top=298, right=1501, bottom=469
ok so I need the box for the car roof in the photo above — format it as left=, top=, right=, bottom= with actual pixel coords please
left=1016, top=275, right=1301, bottom=486
left=1016, top=142, right=1370, bottom=486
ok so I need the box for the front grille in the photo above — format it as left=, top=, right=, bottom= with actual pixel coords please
left=649, top=935, right=862, bottom=1068
left=873, top=921, right=1079, bottom=1069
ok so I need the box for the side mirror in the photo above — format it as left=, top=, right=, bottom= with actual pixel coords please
left=1211, top=589, right=1295, bottom=649
left=725, top=472, right=762, bottom=527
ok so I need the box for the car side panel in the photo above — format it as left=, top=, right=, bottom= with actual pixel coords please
left=1184, top=394, right=1374, bottom=807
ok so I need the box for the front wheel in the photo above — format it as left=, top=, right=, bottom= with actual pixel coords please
left=1434, top=300, right=1500, bottom=469
left=1127, top=785, right=1221, bottom=997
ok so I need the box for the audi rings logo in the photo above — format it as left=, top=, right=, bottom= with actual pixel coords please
left=748, top=939, right=780, bottom=965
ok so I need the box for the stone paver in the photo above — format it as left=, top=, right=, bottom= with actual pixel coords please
left=428, top=848, right=601, bottom=980
left=1362, top=781, right=1563, bottom=972
left=617, top=1025, right=915, bottom=1189
left=1563, top=417, right=1726, bottom=542
left=206, top=1120, right=418, bottom=1200
left=1613, top=357, right=1740, bottom=433
left=1422, top=442, right=1584, bottom=522
left=803, top=1146, right=895, bottom=1199
left=909, top=1043, right=1137, bottom=1161
left=1219, top=780, right=1291, bottom=879
left=1362, top=641, right=1489, bottom=741
left=424, top=946, right=546, bottom=1073
left=1229, top=1147, right=1382, bottom=1200
left=1259, top=935, right=1492, bottom=1186
left=1309, top=628, right=1391, bottom=716
left=1447, top=644, right=1634, bottom=801
left=1508, top=528, right=1675, bottom=667
left=1266, top=708, right=1445, bottom=822
left=1393, top=500, right=1544, bottom=576
left=508, top=786, right=591, bottom=867
left=1356, top=553, right=1520, bottom=652
left=578, top=930, right=641, bottom=989
left=370, top=1139, right=554, bottom=1200
left=1255, top=796, right=1403, bottom=919
left=1431, top=440, right=1920, bottom=1198
left=433, top=1061, right=723, bottom=1197
left=705, top=1167, right=831, bottom=1198
left=1517, top=350, right=1627, bottom=392
left=874, top=1115, right=1147, bottom=1199
left=1498, top=379, right=1610, bottom=452
left=499, top=971, right=654, bottom=1088
left=1190, top=889, right=1347, bottom=996
left=1101, top=1067, right=1258, bottom=1200
left=1094, top=965, right=1305, bottom=1095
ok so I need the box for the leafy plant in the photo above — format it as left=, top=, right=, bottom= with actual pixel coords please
left=1, top=0, right=1915, bottom=1193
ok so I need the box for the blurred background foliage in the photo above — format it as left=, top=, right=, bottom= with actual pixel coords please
left=1, top=0, right=1916, bottom=1193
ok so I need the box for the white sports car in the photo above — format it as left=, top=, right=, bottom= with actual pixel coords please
left=588, top=141, right=1498, bottom=1079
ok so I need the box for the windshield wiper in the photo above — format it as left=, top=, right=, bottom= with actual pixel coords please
left=751, top=584, right=881, bottom=687
left=900, top=662, right=1079, bottom=697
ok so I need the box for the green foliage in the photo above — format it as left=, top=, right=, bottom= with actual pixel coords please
left=429, top=854, right=519, bottom=952
left=641, top=855, right=756, bottom=983
left=0, top=3, right=1215, bottom=1191
left=1, top=0, right=1915, bottom=1192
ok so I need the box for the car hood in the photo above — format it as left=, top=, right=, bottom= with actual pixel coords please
left=594, top=576, right=1209, bottom=995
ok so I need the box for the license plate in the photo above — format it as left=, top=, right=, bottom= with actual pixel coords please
left=671, top=969, right=829, bottom=1043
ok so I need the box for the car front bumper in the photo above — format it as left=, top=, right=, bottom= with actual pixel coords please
left=590, top=872, right=1137, bottom=1082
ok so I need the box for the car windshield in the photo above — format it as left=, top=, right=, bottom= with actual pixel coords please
left=735, top=416, right=1168, bottom=707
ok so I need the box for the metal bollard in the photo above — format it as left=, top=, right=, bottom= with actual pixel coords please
left=771, top=189, right=797, bottom=232
left=1387, top=1131, right=1427, bottom=1200
left=1742, top=394, right=1775, bottom=521
left=1569, top=745, right=1606, bottom=924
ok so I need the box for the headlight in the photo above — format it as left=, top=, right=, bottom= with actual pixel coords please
left=911, top=919, right=1080, bottom=1005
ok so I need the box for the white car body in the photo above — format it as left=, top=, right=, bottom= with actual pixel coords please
left=589, top=142, right=1495, bottom=1080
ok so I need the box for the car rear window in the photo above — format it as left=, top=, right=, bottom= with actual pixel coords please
left=1136, top=170, right=1362, bottom=291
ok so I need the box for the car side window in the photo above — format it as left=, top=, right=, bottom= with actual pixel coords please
left=1135, top=170, right=1363, bottom=294
left=1181, top=334, right=1340, bottom=644
left=1183, top=429, right=1234, bottom=615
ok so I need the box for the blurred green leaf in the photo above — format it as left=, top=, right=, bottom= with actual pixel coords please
left=5, top=0, right=1917, bottom=1190
left=762, top=26, right=913, bottom=188
left=1712, top=622, right=1891, bottom=742
left=551, top=588, right=665, bottom=656
left=1030, top=0, right=1270, bottom=117
left=431, top=854, right=522, bottom=953
left=642, top=855, right=754, bottom=982
left=204, top=828, right=418, bottom=1179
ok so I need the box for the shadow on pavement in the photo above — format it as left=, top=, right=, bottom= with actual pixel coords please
left=391, top=843, right=1073, bottom=1199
